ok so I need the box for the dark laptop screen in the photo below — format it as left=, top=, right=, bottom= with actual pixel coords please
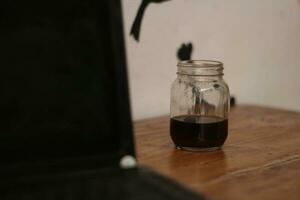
left=0, top=0, right=133, bottom=165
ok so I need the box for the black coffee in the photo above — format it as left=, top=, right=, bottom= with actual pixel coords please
left=170, top=115, right=228, bottom=149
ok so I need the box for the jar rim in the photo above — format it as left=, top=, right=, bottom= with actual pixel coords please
left=177, top=60, right=223, bottom=69
left=177, top=60, right=224, bottom=76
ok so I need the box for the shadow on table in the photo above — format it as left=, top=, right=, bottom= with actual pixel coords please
left=167, top=150, right=228, bottom=186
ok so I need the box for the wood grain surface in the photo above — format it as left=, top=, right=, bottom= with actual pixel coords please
left=134, top=105, right=300, bottom=200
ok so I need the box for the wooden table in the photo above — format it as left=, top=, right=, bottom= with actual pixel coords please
left=134, top=105, right=300, bottom=200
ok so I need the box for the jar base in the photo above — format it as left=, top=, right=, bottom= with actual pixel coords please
left=176, top=146, right=221, bottom=152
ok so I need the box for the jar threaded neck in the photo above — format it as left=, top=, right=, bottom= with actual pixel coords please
left=177, top=60, right=223, bottom=76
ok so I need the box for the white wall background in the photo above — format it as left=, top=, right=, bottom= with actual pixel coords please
left=122, top=0, right=300, bottom=120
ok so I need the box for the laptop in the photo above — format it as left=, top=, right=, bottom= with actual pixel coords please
left=0, top=0, right=206, bottom=199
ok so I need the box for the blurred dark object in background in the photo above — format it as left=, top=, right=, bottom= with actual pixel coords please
left=230, top=96, right=236, bottom=107
left=177, top=43, right=193, bottom=61
left=130, top=0, right=170, bottom=41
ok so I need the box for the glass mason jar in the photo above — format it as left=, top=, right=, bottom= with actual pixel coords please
left=170, top=60, right=230, bottom=151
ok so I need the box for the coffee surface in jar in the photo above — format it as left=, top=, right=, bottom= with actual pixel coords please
left=170, top=115, right=228, bottom=149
